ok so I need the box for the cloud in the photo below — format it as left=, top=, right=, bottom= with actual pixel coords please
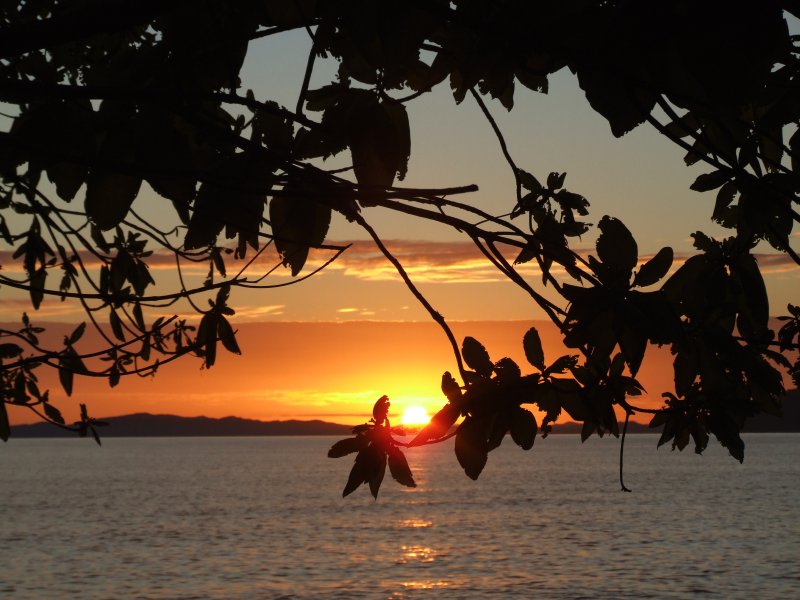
left=0, top=297, right=87, bottom=319
left=3, top=239, right=794, bottom=297
left=232, top=304, right=285, bottom=319
left=296, top=239, right=549, bottom=283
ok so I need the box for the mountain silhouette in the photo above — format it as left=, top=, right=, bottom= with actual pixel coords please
left=11, top=413, right=352, bottom=438
left=10, top=388, right=797, bottom=439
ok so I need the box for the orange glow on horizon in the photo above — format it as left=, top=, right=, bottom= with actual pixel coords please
left=400, top=405, right=431, bottom=426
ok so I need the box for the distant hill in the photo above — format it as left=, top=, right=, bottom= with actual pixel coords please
left=10, top=389, right=798, bottom=438
left=11, top=413, right=353, bottom=438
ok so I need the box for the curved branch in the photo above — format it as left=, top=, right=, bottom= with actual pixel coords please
left=354, top=213, right=468, bottom=382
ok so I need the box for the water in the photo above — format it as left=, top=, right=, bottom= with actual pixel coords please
left=1, top=434, right=798, bottom=599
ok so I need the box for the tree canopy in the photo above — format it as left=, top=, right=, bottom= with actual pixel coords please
left=0, top=0, right=798, bottom=494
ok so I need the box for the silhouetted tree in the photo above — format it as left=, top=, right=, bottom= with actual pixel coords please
left=0, top=1, right=798, bottom=492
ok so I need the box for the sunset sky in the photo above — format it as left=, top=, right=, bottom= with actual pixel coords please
left=3, top=27, right=798, bottom=427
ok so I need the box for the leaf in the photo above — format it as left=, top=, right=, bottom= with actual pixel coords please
left=109, top=310, right=125, bottom=342
left=494, top=357, right=520, bottom=381
left=85, top=170, right=142, bottom=231
left=543, top=355, right=578, bottom=376
left=58, top=360, right=74, bottom=396
left=0, top=401, right=9, bottom=442
left=673, top=425, right=691, bottom=451
left=690, top=170, right=730, bottom=192
left=43, top=402, right=64, bottom=425
left=90, top=426, right=102, bottom=446
left=410, top=403, right=459, bottom=446
left=732, top=254, right=769, bottom=332
left=709, top=413, right=745, bottom=463
left=270, top=179, right=332, bottom=276
left=372, top=395, right=390, bottom=424
left=576, top=68, right=654, bottom=137
left=657, top=416, right=678, bottom=448
left=198, top=313, right=217, bottom=368
left=554, top=190, right=590, bottom=216
left=551, top=378, right=590, bottom=421
left=440, top=371, right=462, bottom=403
left=185, top=152, right=271, bottom=251
left=690, top=421, right=709, bottom=454
left=633, top=247, right=673, bottom=287
left=132, top=302, right=145, bottom=330
left=487, top=411, right=510, bottom=451
left=387, top=446, right=416, bottom=488
left=29, top=268, right=46, bottom=310
left=581, top=421, right=596, bottom=442
left=328, top=436, right=367, bottom=458
left=368, top=447, right=387, bottom=499
left=342, top=449, right=369, bottom=497
left=619, top=326, right=647, bottom=377
left=342, top=92, right=410, bottom=203
left=509, top=407, right=537, bottom=450
left=0, top=343, right=23, bottom=359
left=216, top=316, right=241, bottom=355
left=596, top=216, right=638, bottom=274
left=109, top=367, right=120, bottom=388
left=713, top=181, right=737, bottom=221
left=67, top=322, right=86, bottom=345
left=462, top=337, right=493, bottom=378
left=514, top=243, right=537, bottom=266
left=47, top=161, right=86, bottom=203
left=522, top=326, right=545, bottom=370
left=543, top=172, right=563, bottom=190
left=454, top=416, right=488, bottom=480
left=517, top=169, right=542, bottom=192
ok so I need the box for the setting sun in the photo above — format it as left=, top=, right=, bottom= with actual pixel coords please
left=400, top=406, right=431, bottom=426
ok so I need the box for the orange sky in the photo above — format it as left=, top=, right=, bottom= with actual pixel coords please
left=6, top=320, right=677, bottom=427
left=2, top=27, right=798, bottom=430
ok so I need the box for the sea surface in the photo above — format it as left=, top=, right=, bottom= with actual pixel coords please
left=1, top=434, right=798, bottom=599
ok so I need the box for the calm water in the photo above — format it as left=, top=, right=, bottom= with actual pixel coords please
left=1, top=434, right=798, bottom=599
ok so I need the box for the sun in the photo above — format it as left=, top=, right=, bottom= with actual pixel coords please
left=401, top=405, right=431, bottom=426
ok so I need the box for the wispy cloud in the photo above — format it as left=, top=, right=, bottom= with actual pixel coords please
left=301, top=240, right=543, bottom=283
left=232, top=304, right=285, bottom=319
left=2, top=239, right=795, bottom=292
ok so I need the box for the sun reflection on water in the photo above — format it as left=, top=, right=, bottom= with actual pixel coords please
left=401, top=580, right=450, bottom=590
left=397, top=545, right=441, bottom=564
left=397, top=518, right=433, bottom=529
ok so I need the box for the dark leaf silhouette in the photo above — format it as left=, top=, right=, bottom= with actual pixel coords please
left=0, top=344, right=23, bottom=359
left=596, top=216, right=638, bottom=274
left=523, top=326, right=545, bottom=370
left=690, top=170, right=730, bottom=192
left=387, top=446, right=416, bottom=488
left=0, top=401, right=8, bottom=442
left=270, top=178, right=332, bottom=275
left=440, top=371, right=462, bottom=403
left=509, top=407, right=537, bottom=450
left=411, top=403, right=459, bottom=446
left=633, top=247, right=673, bottom=288
left=462, top=337, right=493, bottom=378
left=372, top=395, right=390, bottom=424
left=455, top=416, right=489, bottom=480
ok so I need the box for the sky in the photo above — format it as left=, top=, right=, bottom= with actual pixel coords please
left=2, top=23, right=798, bottom=426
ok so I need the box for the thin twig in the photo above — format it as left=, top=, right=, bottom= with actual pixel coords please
left=470, top=88, right=522, bottom=206
left=620, top=411, right=632, bottom=492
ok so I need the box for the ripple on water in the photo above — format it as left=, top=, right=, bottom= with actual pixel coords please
left=0, top=435, right=798, bottom=599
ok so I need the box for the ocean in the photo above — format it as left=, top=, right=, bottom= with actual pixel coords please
left=1, top=434, right=798, bottom=599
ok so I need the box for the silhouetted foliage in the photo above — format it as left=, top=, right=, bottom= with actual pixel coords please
left=0, top=1, right=798, bottom=493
